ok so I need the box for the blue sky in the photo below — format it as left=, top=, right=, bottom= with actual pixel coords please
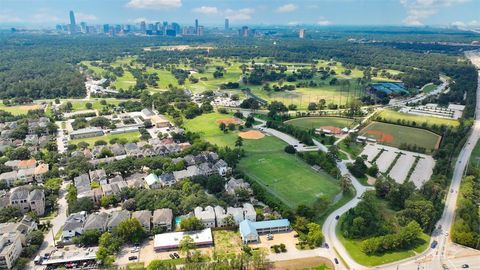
left=0, top=0, right=478, bottom=28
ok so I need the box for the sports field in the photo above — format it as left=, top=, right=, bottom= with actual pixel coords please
left=183, top=112, right=240, bottom=147
left=376, top=109, right=459, bottom=128
left=285, top=117, right=355, bottom=130
left=239, top=136, right=341, bottom=208
left=360, top=122, right=441, bottom=152
left=0, top=103, right=42, bottom=115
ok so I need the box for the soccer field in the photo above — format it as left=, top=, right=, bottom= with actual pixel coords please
left=285, top=117, right=355, bottom=130
left=360, top=122, right=441, bottom=152
left=239, top=136, right=341, bottom=208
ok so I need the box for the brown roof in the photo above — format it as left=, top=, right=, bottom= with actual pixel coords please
left=34, top=164, right=49, bottom=175
left=18, top=159, right=36, bottom=169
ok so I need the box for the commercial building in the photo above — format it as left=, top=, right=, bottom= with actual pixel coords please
left=239, top=219, right=290, bottom=244
left=153, top=228, right=213, bottom=251
left=70, top=127, right=104, bottom=140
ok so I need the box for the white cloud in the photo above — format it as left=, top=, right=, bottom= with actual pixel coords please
left=31, top=12, right=60, bottom=23
left=193, top=6, right=219, bottom=15
left=317, top=17, right=332, bottom=26
left=468, top=20, right=480, bottom=26
left=128, top=17, right=150, bottom=23
left=276, top=4, right=297, bottom=13
left=400, top=0, right=471, bottom=26
left=225, top=8, right=255, bottom=21
left=126, top=0, right=182, bottom=9
left=288, top=21, right=300, bottom=26
left=0, top=13, right=22, bottom=23
left=76, top=13, right=98, bottom=22
left=451, top=21, right=465, bottom=27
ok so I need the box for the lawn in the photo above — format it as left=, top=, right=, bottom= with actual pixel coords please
left=336, top=223, right=430, bottom=267
left=377, top=109, right=459, bottom=128
left=0, top=103, right=43, bottom=115
left=285, top=117, right=355, bottom=130
left=238, top=136, right=341, bottom=208
left=360, top=122, right=441, bottom=153
left=65, top=98, right=126, bottom=112
left=212, top=230, right=242, bottom=258
left=69, top=131, right=141, bottom=146
left=421, top=83, right=437, bottom=93
left=469, top=139, right=480, bottom=166
left=183, top=112, right=240, bottom=147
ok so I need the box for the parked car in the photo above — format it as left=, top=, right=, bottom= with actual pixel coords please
left=324, top=243, right=329, bottom=248
left=267, top=234, right=273, bottom=240
left=128, top=256, right=138, bottom=261
left=462, top=264, right=469, bottom=268
left=173, top=253, right=180, bottom=259
left=169, top=254, right=175, bottom=259
left=431, top=240, right=438, bottom=249
left=334, top=258, right=339, bottom=264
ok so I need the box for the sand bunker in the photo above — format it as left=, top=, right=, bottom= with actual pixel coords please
left=239, top=130, right=265, bottom=140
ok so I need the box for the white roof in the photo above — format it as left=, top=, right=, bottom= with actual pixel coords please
left=153, top=228, right=213, bottom=249
left=448, top=104, right=465, bottom=111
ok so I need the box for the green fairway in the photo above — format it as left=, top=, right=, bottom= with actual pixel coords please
left=336, top=223, right=429, bottom=267
left=377, top=109, right=459, bottom=128
left=183, top=112, right=241, bottom=147
left=360, top=122, right=441, bottom=153
left=239, top=136, right=341, bottom=208
left=69, top=131, right=141, bottom=146
left=285, top=117, right=355, bottom=130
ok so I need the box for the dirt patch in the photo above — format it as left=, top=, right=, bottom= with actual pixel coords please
left=239, top=130, right=265, bottom=140
left=271, top=257, right=333, bottom=270
left=364, top=129, right=394, bottom=143
left=367, top=175, right=377, bottom=185
left=216, top=118, right=242, bottom=125
left=319, top=126, right=342, bottom=135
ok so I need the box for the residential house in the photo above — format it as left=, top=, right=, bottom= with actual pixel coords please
left=227, top=207, right=244, bottom=225
left=89, top=169, right=107, bottom=185
left=17, top=159, right=36, bottom=170
left=17, top=168, right=35, bottom=183
left=158, top=173, right=175, bottom=187
left=83, top=212, right=109, bottom=233
left=225, top=178, right=252, bottom=196
left=0, top=171, right=17, bottom=187
left=107, top=210, right=130, bottom=232
left=3, top=161, right=19, bottom=170
left=28, top=189, right=45, bottom=216
left=62, top=211, right=87, bottom=242
left=9, top=186, right=30, bottom=213
left=194, top=206, right=216, bottom=228
left=145, top=173, right=160, bottom=189
left=213, top=159, right=229, bottom=176
left=214, top=206, right=228, bottom=227
left=0, top=216, right=37, bottom=245
left=33, top=164, right=49, bottom=182
left=132, top=210, right=152, bottom=232
left=243, top=203, right=256, bottom=222
left=110, top=144, right=126, bottom=156
left=152, top=208, right=173, bottom=232
left=0, top=232, right=22, bottom=269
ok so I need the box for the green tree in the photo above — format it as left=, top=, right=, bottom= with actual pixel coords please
left=73, top=229, right=101, bottom=246
left=180, top=216, right=204, bottom=231
left=85, top=102, right=93, bottom=109
left=235, top=136, right=243, bottom=148
left=179, top=235, right=196, bottom=260
left=340, top=175, right=353, bottom=193
left=306, top=223, right=324, bottom=247
left=113, top=218, right=146, bottom=244
left=146, top=260, right=176, bottom=270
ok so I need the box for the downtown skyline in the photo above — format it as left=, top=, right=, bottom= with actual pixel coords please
left=0, top=0, right=479, bottom=29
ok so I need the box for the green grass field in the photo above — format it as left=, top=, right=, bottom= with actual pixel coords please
left=239, top=136, right=341, bottom=208
left=285, top=117, right=355, bottom=130
left=69, top=131, right=141, bottom=146
left=377, top=109, right=459, bottom=128
left=421, top=83, right=437, bottom=93
left=66, top=98, right=125, bottom=111
left=0, top=103, right=43, bottom=115
left=360, top=122, right=441, bottom=152
left=183, top=112, right=241, bottom=147
left=336, top=223, right=429, bottom=266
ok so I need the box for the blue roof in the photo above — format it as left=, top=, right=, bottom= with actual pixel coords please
left=239, top=219, right=290, bottom=238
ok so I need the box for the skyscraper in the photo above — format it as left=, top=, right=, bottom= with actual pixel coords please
left=69, top=11, right=76, bottom=26
left=195, top=19, right=199, bottom=35
left=69, top=10, right=76, bottom=33
left=140, top=21, right=146, bottom=33
left=299, top=29, right=305, bottom=39
left=224, top=18, right=229, bottom=31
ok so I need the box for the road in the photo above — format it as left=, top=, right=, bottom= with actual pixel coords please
left=56, top=122, right=67, bottom=154
left=389, top=76, right=449, bottom=106
left=322, top=162, right=374, bottom=270
left=27, top=181, right=69, bottom=270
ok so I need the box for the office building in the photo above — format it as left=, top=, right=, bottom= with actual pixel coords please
left=225, top=18, right=229, bottom=30
left=299, top=28, right=305, bottom=38
left=195, top=19, right=199, bottom=35
left=69, top=11, right=76, bottom=27
left=197, top=26, right=204, bottom=36
left=140, top=21, right=146, bottom=33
